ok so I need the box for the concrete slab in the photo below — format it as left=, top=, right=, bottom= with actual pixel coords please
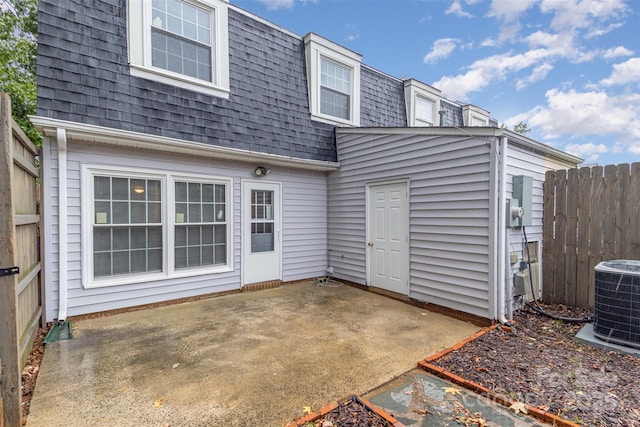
left=576, top=323, right=640, bottom=358
left=27, top=282, right=481, bottom=426
left=364, top=370, right=546, bottom=427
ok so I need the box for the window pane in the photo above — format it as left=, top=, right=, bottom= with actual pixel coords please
left=202, top=225, right=214, bottom=244
left=131, top=179, right=146, bottom=201
left=215, top=244, right=226, bottom=264
left=95, top=201, right=110, bottom=224
left=189, top=203, right=201, bottom=222
left=321, top=87, right=350, bottom=119
left=131, top=228, right=147, bottom=249
left=203, top=203, right=215, bottom=222
left=148, top=249, right=163, bottom=271
left=94, top=176, right=110, bottom=199
left=175, top=247, right=187, bottom=269
left=112, top=178, right=129, bottom=200
left=188, top=182, right=201, bottom=202
left=188, top=246, right=201, bottom=267
left=214, top=224, right=225, bottom=244
left=214, top=184, right=225, bottom=203
left=175, top=226, right=187, bottom=246
left=94, top=252, right=111, bottom=277
left=112, top=202, right=129, bottom=224
left=94, top=228, right=111, bottom=251
left=202, top=245, right=214, bottom=266
left=131, top=250, right=147, bottom=273
left=187, top=226, right=201, bottom=245
left=113, top=251, right=130, bottom=275
left=113, top=228, right=129, bottom=250
left=131, top=202, right=146, bottom=223
left=148, top=202, right=162, bottom=223
left=175, top=181, right=187, bottom=202
left=148, top=227, right=162, bottom=248
left=415, top=96, right=434, bottom=125
left=202, top=184, right=214, bottom=202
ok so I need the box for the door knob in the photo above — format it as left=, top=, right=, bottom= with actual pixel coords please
left=367, top=242, right=373, bottom=246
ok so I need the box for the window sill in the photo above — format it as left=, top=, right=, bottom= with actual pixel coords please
left=310, top=113, right=359, bottom=127
left=129, top=64, right=230, bottom=100
left=84, top=265, right=234, bottom=289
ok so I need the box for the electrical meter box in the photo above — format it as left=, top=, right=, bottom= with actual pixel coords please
left=512, top=175, right=533, bottom=227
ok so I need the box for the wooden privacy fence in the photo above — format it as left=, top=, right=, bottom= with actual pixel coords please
left=542, top=163, right=640, bottom=308
left=0, top=93, right=42, bottom=427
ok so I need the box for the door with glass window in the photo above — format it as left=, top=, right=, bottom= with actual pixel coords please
left=243, top=181, right=281, bottom=284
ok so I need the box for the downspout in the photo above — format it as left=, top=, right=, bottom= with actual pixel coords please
left=57, top=128, right=68, bottom=322
left=497, top=135, right=511, bottom=325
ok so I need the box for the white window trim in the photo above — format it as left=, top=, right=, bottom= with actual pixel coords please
left=304, top=33, right=361, bottom=126
left=403, top=78, right=441, bottom=127
left=127, top=0, right=230, bottom=99
left=81, top=165, right=234, bottom=289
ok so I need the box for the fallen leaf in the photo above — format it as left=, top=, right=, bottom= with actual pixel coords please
left=509, top=401, right=528, bottom=415
left=476, top=367, right=489, bottom=373
left=321, top=421, right=333, bottom=427
left=302, top=406, right=312, bottom=415
left=120, top=387, right=126, bottom=393
left=153, top=397, right=164, bottom=407
left=172, top=363, right=179, bottom=369
left=444, top=386, right=461, bottom=396
left=413, top=408, right=431, bottom=415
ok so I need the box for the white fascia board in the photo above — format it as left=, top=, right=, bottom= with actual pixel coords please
left=30, top=116, right=341, bottom=171
left=336, top=126, right=583, bottom=165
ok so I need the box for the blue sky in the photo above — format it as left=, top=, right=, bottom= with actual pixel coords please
left=232, top=0, right=640, bottom=166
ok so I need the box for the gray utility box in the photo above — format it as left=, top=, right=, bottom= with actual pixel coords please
left=512, top=175, right=533, bottom=227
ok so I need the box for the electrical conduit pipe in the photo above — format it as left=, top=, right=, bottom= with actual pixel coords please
left=497, top=135, right=511, bottom=325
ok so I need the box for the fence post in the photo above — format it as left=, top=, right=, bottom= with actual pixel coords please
left=0, top=94, right=22, bottom=426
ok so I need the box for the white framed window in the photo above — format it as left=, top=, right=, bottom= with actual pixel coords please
left=304, top=33, right=361, bottom=126
left=127, top=0, right=230, bottom=99
left=82, top=166, right=233, bottom=288
left=403, top=78, right=441, bottom=127
left=415, top=95, right=435, bottom=126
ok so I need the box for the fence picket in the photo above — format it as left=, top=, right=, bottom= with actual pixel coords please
left=564, top=168, right=578, bottom=307
left=576, top=166, right=591, bottom=308
left=542, top=171, right=555, bottom=304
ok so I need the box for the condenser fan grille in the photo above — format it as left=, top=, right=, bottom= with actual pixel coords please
left=593, top=260, right=640, bottom=349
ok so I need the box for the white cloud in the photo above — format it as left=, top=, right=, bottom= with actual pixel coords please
left=600, top=58, right=640, bottom=86
left=446, top=0, right=473, bottom=18
left=563, top=142, right=608, bottom=162
left=602, top=46, right=634, bottom=59
left=539, top=0, right=628, bottom=31
left=586, top=22, right=624, bottom=38
left=256, top=0, right=294, bottom=10
left=488, top=0, right=537, bottom=22
left=480, top=37, right=497, bottom=47
left=524, top=89, right=640, bottom=143
left=346, top=33, right=359, bottom=42
left=433, top=48, right=554, bottom=99
left=516, top=63, right=553, bottom=90
left=423, top=38, right=459, bottom=64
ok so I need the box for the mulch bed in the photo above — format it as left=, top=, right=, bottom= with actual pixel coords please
left=430, top=304, right=640, bottom=426
left=21, top=327, right=47, bottom=425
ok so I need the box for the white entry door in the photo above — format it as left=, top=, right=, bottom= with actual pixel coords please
left=243, top=180, right=281, bottom=285
left=367, top=181, right=409, bottom=294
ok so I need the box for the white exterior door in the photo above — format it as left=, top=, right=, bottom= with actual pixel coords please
left=243, top=181, right=281, bottom=285
left=367, top=181, right=409, bottom=294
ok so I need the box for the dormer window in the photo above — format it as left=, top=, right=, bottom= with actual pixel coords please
left=304, top=33, right=362, bottom=126
left=462, top=104, right=491, bottom=127
left=128, top=0, right=230, bottom=99
left=403, top=78, right=441, bottom=127
left=151, top=0, right=213, bottom=82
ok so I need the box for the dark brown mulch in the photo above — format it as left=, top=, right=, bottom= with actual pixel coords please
left=21, top=327, right=48, bottom=425
left=431, top=303, right=640, bottom=426
left=307, top=396, right=392, bottom=427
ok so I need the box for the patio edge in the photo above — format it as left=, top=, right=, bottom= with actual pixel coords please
left=418, top=324, right=580, bottom=427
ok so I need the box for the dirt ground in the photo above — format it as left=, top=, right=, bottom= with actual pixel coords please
left=431, top=304, right=640, bottom=426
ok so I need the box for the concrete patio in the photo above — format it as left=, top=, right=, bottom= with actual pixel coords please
left=27, top=282, right=481, bottom=426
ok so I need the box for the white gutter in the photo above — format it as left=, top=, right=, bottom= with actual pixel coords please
left=56, top=128, right=68, bottom=322
left=497, top=135, right=509, bottom=325
left=30, top=117, right=341, bottom=172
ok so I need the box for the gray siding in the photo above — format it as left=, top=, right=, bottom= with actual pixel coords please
left=505, top=142, right=578, bottom=299
left=329, top=129, right=495, bottom=318
left=42, top=139, right=328, bottom=321
left=36, top=1, right=410, bottom=163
